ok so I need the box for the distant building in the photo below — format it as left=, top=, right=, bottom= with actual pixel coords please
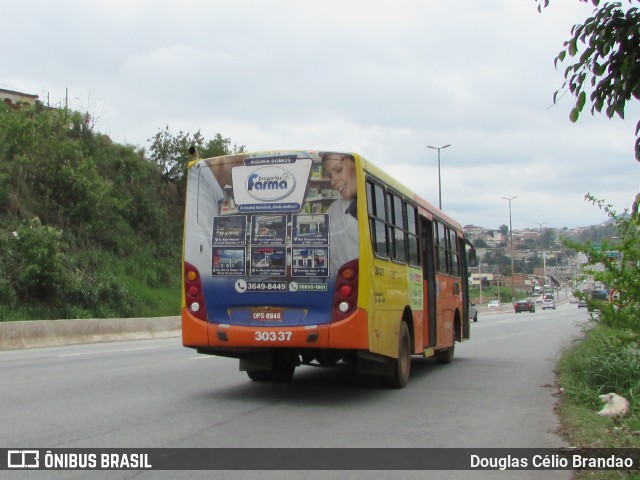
left=1, top=87, right=38, bottom=109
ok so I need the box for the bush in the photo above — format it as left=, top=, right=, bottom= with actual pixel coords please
left=0, top=278, right=17, bottom=311
left=11, top=219, right=69, bottom=303
left=560, top=323, right=640, bottom=409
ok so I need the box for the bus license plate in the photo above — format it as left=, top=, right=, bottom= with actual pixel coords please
left=251, top=309, right=283, bottom=321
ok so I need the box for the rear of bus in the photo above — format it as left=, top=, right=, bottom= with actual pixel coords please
left=181, top=150, right=369, bottom=382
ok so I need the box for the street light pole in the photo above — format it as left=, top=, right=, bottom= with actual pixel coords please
left=536, top=221, right=546, bottom=289
left=478, top=263, right=483, bottom=305
left=503, top=196, right=517, bottom=300
left=427, top=144, right=451, bottom=209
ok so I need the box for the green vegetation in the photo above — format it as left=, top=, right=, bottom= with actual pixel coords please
left=537, top=0, right=640, bottom=163
left=469, top=286, right=517, bottom=304
left=532, top=3, right=640, bottom=474
left=0, top=102, right=242, bottom=321
left=557, top=198, right=640, bottom=478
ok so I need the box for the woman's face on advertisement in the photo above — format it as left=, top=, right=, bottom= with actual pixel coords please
left=325, top=155, right=357, bottom=199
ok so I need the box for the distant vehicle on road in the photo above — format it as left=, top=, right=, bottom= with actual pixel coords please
left=591, top=289, right=609, bottom=301
left=585, top=289, right=609, bottom=312
left=488, top=300, right=502, bottom=308
left=514, top=299, right=535, bottom=313
left=469, top=302, right=478, bottom=322
left=542, top=299, right=556, bottom=310
left=578, top=299, right=588, bottom=308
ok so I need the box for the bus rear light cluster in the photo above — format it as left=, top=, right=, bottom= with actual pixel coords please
left=332, top=259, right=358, bottom=321
left=184, top=261, right=207, bottom=321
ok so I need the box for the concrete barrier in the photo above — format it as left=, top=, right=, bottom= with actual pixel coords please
left=0, top=316, right=181, bottom=350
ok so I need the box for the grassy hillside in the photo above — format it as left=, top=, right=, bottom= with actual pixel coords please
left=0, top=103, right=202, bottom=320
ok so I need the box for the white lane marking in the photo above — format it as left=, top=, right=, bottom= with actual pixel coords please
left=58, top=346, right=163, bottom=357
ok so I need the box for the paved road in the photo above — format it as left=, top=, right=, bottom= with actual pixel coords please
left=1, top=303, right=589, bottom=479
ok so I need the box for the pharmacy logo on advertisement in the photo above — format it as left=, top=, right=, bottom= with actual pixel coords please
left=246, top=166, right=295, bottom=201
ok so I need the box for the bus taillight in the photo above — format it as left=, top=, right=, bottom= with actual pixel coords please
left=339, top=284, right=353, bottom=297
left=184, top=261, right=207, bottom=321
left=332, top=259, right=358, bottom=321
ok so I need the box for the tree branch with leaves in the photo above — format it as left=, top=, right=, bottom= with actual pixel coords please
left=537, top=0, right=640, bottom=165
left=146, top=126, right=245, bottom=198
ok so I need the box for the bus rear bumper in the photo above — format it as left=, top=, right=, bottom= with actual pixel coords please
left=182, top=308, right=369, bottom=353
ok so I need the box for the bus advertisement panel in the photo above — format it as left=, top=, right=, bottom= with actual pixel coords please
left=183, top=151, right=353, bottom=328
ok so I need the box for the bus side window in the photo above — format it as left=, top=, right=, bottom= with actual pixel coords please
left=436, top=221, right=447, bottom=273
left=388, top=192, right=406, bottom=263
left=367, top=180, right=389, bottom=257
left=407, top=204, right=420, bottom=266
left=449, top=229, right=460, bottom=277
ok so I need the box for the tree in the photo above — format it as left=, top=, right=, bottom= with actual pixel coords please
left=539, top=227, right=556, bottom=249
left=147, top=127, right=245, bottom=197
left=200, top=133, right=246, bottom=159
left=483, top=249, right=511, bottom=273
left=536, top=0, right=640, bottom=165
left=473, top=237, right=487, bottom=248
left=564, top=195, right=640, bottom=336
left=147, top=126, right=204, bottom=184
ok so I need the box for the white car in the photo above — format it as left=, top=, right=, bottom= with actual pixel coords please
left=487, top=300, right=502, bottom=308
left=542, top=299, right=556, bottom=310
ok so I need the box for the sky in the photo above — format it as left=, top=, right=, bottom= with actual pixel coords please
left=3, top=0, right=639, bottom=230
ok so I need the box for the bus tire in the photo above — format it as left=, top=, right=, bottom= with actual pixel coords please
left=436, top=327, right=455, bottom=364
left=436, top=347, right=454, bottom=364
left=246, top=370, right=270, bottom=382
left=387, top=322, right=411, bottom=389
left=270, top=353, right=296, bottom=382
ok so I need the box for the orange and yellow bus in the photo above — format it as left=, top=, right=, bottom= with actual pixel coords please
left=182, top=149, right=475, bottom=387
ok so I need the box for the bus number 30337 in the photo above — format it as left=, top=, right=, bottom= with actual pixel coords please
left=255, top=331, right=293, bottom=342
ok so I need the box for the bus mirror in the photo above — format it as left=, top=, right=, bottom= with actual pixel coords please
left=468, top=248, right=477, bottom=267
left=464, top=239, right=476, bottom=267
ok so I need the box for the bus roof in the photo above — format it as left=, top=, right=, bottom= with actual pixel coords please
left=188, top=148, right=464, bottom=234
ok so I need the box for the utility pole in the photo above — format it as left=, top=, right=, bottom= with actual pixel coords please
left=503, top=196, right=517, bottom=300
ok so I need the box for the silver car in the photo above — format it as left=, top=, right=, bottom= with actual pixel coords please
left=469, top=302, right=478, bottom=322
left=542, top=299, right=556, bottom=310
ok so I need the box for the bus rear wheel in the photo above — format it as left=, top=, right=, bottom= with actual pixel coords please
left=386, top=322, right=411, bottom=389
left=270, top=354, right=296, bottom=382
left=436, top=347, right=454, bottom=364
left=436, top=329, right=455, bottom=364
